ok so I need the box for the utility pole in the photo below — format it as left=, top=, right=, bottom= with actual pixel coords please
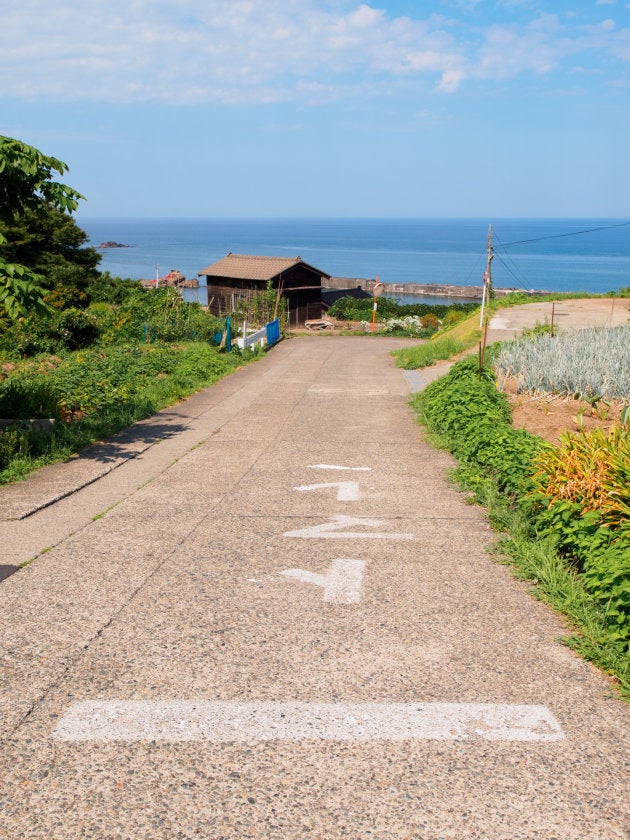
left=486, top=224, right=493, bottom=298
left=479, top=224, right=494, bottom=328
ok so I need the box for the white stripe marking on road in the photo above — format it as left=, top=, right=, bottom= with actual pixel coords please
left=284, top=514, right=413, bottom=540
left=309, top=465, right=371, bottom=471
left=52, top=701, right=565, bottom=743
left=281, top=559, right=365, bottom=603
left=295, top=481, right=361, bottom=501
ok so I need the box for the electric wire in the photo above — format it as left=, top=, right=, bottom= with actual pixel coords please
left=492, top=229, right=532, bottom=292
left=493, top=253, right=530, bottom=290
left=502, top=220, right=630, bottom=248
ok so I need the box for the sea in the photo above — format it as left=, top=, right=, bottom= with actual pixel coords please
left=78, top=217, right=630, bottom=307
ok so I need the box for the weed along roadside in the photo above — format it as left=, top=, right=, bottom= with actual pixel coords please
left=0, top=342, right=261, bottom=485
left=0, top=278, right=286, bottom=486
left=400, top=304, right=630, bottom=697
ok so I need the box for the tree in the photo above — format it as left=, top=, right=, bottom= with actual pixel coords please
left=0, top=135, right=85, bottom=319
left=0, top=135, right=83, bottom=223
left=0, top=205, right=101, bottom=309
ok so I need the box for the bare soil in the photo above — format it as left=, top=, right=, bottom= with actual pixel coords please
left=505, top=380, right=625, bottom=444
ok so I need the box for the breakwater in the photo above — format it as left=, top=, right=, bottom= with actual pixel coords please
left=327, top=277, right=548, bottom=299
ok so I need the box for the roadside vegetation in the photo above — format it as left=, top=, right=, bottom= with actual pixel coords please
left=0, top=344, right=246, bottom=484
left=391, top=309, right=483, bottom=368
left=0, top=135, right=264, bottom=484
left=327, top=295, right=477, bottom=339
left=410, top=330, right=630, bottom=696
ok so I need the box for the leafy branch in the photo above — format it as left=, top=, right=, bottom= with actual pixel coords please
left=0, top=259, right=50, bottom=320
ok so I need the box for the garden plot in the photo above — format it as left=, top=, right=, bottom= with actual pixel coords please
left=494, top=326, right=630, bottom=444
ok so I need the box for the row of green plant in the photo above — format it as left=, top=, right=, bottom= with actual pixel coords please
left=327, top=295, right=478, bottom=324
left=0, top=342, right=250, bottom=483
left=411, top=356, right=629, bottom=695
left=495, top=325, right=630, bottom=402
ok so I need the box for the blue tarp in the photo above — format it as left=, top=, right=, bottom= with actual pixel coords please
left=266, top=319, right=280, bottom=346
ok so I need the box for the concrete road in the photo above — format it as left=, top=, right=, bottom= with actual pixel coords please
left=486, top=296, right=629, bottom=344
left=0, top=335, right=628, bottom=839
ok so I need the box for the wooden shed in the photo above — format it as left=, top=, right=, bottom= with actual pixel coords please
left=197, top=254, right=329, bottom=326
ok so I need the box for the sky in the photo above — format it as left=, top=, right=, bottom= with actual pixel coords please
left=1, top=0, right=629, bottom=218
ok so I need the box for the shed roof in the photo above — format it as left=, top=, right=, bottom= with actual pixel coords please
left=198, top=253, right=329, bottom=282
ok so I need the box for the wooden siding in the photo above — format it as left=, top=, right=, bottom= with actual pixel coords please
left=202, top=264, right=323, bottom=324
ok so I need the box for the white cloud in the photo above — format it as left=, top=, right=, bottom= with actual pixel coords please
left=1, top=0, right=469, bottom=103
left=1, top=1, right=629, bottom=105
left=475, top=15, right=574, bottom=80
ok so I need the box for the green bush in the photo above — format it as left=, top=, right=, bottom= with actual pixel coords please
left=0, top=306, right=100, bottom=355
left=0, top=342, right=245, bottom=483
left=327, top=295, right=478, bottom=323
left=412, top=355, right=629, bottom=677
left=0, top=281, right=228, bottom=356
left=415, top=357, right=545, bottom=497
left=56, top=307, right=101, bottom=350
left=582, top=546, right=630, bottom=646
left=0, top=426, right=29, bottom=472
left=0, top=372, right=60, bottom=418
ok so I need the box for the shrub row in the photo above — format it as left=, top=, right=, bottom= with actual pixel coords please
left=412, top=356, right=629, bottom=690
left=327, top=295, right=478, bottom=323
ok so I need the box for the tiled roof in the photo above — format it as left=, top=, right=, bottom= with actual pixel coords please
left=198, top=254, right=302, bottom=281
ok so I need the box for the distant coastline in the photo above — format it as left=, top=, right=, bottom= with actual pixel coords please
left=97, top=241, right=133, bottom=249
left=326, top=277, right=550, bottom=300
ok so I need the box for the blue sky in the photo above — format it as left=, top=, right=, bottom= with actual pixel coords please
left=1, top=0, right=629, bottom=218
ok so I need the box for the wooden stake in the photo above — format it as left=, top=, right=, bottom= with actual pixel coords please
left=480, top=318, right=489, bottom=368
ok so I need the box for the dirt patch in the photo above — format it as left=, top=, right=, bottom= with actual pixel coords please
left=503, top=378, right=626, bottom=444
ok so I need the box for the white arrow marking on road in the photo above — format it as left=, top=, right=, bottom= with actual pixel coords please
left=309, top=464, right=371, bottom=471
left=281, top=558, right=365, bottom=604
left=52, top=701, right=565, bottom=743
left=295, top=481, right=361, bottom=501
left=284, top=514, right=413, bottom=540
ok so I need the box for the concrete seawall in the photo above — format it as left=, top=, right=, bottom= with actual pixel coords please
left=327, top=277, right=547, bottom=299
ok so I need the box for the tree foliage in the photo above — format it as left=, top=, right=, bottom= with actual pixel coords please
left=0, top=205, right=101, bottom=308
left=0, top=135, right=84, bottom=224
left=0, top=262, right=50, bottom=320
left=0, top=135, right=86, bottom=319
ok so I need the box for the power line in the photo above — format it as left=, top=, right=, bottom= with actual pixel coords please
left=493, top=252, right=529, bottom=290
left=503, top=220, right=630, bottom=248
left=492, top=229, right=531, bottom=291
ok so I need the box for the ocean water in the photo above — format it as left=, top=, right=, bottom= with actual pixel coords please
left=79, top=218, right=630, bottom=306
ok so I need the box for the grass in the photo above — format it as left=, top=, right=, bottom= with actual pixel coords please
left=391, top=310, right=482, bottom=369
left=487, top=494, right=630, bottom=697
left=0, top=342, right=254, bottom=485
